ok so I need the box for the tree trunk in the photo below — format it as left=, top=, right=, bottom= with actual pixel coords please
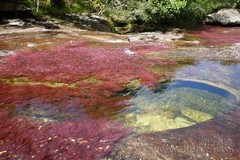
left=36, top=0, right=39, bottom=12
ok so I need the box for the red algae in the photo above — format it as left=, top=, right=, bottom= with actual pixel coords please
left=0, top=83, right=129, bottom=119
left=0, top=37, right=174, bottom=159
left=0, top=41, right=175, bottom=114
left=129, top=43, right=171, bottom=55
left=0, top=110, right=131, bottom=160
left=0, top=83, right=132, bottom=159
left=2, top=24, right=240, bottom=160
left=0, top=41, right=173, bottom=84
left=0, top=40, right=175, bottom=119
left=186, top=26, right=240, bottom=46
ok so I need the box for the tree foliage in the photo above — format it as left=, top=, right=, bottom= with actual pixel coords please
left=104, top=0, right=239, bottom=28
left=24, top=0, right=240, bottom=30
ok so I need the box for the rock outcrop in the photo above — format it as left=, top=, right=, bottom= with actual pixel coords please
left=205, top=9, right=240, bottom=26
left=64, top=14, right=114, bottom=32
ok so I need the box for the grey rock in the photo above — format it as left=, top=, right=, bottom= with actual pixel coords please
left=205, top=9, right=240, bottom=26
left=7, top=19, right=26, bottom=27
left=65, top=14, right=114, bottom=32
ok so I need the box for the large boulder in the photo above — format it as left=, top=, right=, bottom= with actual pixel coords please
left=64, top=14, right=114, bottom=32
left=205, top=9, right=240, bottom=26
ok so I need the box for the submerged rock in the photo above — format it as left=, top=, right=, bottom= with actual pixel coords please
left=126, top=113, right=195, bottom=132
left=107, top=106, right=240, bottom=160
left=181, top=108, right=212, bottom=123
left=121, top=86, right=233, bottom=132
left=205, top=9, right=240, bottom=26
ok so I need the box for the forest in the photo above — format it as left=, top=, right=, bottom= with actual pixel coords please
left=23, top=0, right=240, bottom=29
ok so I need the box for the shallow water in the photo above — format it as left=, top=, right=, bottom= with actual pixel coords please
left=0, top=26, right=240, bottom=159
left=119, top=61, right=239, bottom=133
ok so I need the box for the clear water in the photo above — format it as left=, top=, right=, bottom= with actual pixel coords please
left=120, top=61, right=240, bottom=132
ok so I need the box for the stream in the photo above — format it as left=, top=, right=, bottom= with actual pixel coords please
left=0, top=24, right=240, bottom=159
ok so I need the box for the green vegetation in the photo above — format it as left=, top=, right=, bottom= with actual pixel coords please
left=24, top=0, right=240, bottom=31
left=105, top=0, right=240, bottom=30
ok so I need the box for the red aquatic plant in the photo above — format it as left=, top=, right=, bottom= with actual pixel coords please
left=186, top=26, right=240, bottom=46
left=0, top=83, right=129, bottom=119
left=0, top=110, right=131, bottom=160
left=0, top=40, right=173, bottom=159
left=129, top=43, right=171, bottom=54
left=0, top=41, right=174, bottom=84
left=0, top=41, right=175, bottom=117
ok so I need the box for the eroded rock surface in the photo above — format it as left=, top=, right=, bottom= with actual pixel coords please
left=206, top=9, right=240, bottom=26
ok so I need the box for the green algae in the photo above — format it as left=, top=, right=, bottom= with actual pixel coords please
left=79, top=76, right=101, bottom=84
left=149, top=65, right=176, bottom=74
left=180, top=36, right=199, bottom=42
left=0, top=77, right=76, bottom=88
left=0, top=76, right=101, bottom=88
left=124, top=79, right=141, bottom=89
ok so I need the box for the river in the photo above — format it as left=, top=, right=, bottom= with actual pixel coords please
left=0, top=24, right=240, bottom=159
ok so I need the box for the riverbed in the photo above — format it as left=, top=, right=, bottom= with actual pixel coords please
left=0, top=23, right=240, bottom=159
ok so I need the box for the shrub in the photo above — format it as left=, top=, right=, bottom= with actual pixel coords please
left=23, top=0, right=240, bottom=30
left=103, top=0, right=240, bottom=30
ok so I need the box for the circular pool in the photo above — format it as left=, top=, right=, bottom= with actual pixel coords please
left=121, top=80, right=237, bottom=132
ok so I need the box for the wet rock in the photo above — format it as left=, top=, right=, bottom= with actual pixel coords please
left=205, top=9, right=240, bottom=26
left=181, top=108, right=212, bottom=123
left=34, top=21, right=60, bottom=29
left=65, top=14, right=114, bottom=32
left=158, top=44, right=240, bottom=62
left=128, top=31, right=183, bottom=43
left=127, top=113, right=195, bottom=132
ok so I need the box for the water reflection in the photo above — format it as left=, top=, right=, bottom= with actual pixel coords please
left=175, top=61, right=240, bottom=91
